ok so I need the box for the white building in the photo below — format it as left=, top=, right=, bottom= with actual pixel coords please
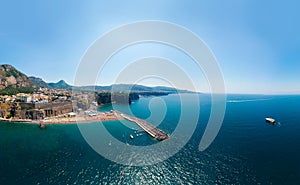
left=16, top=94, right=32, bottom=103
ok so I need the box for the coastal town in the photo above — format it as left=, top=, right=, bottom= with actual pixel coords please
left=0, top=64, right=178, bottom=127
left=0, top=87, right=118, bottom=124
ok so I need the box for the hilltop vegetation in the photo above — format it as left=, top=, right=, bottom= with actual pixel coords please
left=0, top=86, right=36, bottom=95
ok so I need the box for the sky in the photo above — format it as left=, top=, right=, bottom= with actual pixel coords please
left=0, top=0, right=299, bottom=94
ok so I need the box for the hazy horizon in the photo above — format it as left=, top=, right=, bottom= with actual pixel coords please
left=1, top=63, right=300, bottom=95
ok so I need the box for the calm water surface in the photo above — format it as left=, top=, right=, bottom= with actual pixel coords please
left=0, top=94, right=300, bottom=184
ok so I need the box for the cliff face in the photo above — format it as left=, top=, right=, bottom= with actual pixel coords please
left=0, top=64, right=33, bottom=89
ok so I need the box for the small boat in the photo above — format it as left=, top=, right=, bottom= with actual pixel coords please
left=39, top=122, right=46, bottom=129
left=265, top=117, right=276, bottom=125
left=130, top=134, right=134, bottom=139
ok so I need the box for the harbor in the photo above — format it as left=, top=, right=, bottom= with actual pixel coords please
left=111, top=110, right=169, bottom=141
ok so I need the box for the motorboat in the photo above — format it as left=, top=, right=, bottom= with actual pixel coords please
left=265, top=117, right=276, bottom=125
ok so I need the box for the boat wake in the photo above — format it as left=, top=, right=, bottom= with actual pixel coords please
left=227, top=98, right=271, bottom=103
left=276, top=122, right=281, bottom=127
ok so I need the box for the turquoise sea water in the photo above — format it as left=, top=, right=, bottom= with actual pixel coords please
left=0, top=94, right=300, bottom=184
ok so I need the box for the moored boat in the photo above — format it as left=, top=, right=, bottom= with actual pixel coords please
left=39, top=122, right=46, bottom=129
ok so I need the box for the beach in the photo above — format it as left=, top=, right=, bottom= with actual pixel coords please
left=0, top=112, right=120, bottom=124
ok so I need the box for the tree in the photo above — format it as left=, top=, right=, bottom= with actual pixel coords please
left=9, top=103, right=17, bottom=118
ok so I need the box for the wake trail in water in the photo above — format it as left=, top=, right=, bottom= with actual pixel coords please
left=276, top=122, right=281, bottom=127
left=227, top=98, right=272, bottom=103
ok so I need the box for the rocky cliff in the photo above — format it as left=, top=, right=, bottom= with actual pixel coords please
left=0, top=64, right=33, bottom=89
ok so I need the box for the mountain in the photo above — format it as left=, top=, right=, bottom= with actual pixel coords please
left=48, top=80, right=72, bottom=89
left=29, top=76, right=50, bottom=88
left=0, top=64, right=73, bottom=94
left=47, top=82, right=193, bottom=93
left=0, top=64, right=33, bottom=89
left=0, top=64, right=196, bottom=94
left=0, top=64, right=36, bottom=95
left=79, top=84, right=193, bottom=93
left=98, top=84, right=185, bottom=93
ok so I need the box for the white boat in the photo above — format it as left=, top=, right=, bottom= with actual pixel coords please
left=130, top=134, right=134, bottom=139
left=265, top=117, right=276, bottom=124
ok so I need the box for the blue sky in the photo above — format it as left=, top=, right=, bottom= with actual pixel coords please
left=0, top=0, right=299, bottom=94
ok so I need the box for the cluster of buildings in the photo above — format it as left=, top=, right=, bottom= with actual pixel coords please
left=0, top=88, right=97, bottom=120
left=0, top=88, right=72, bottom=104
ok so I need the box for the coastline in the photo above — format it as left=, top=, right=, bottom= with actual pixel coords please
left=0, top=112, right=120, bottom=125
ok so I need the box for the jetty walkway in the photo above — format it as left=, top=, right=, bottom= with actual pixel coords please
left=111, top=110, right=169, bottom=141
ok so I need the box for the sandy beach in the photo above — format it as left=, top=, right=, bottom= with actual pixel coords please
left=0, top=112, right=121, bottom=124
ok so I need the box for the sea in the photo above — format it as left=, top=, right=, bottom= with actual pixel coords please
left=0, top=94, right=300, bottom=185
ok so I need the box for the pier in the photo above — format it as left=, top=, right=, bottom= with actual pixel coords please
left=111, top=110, right=169, bottom=141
